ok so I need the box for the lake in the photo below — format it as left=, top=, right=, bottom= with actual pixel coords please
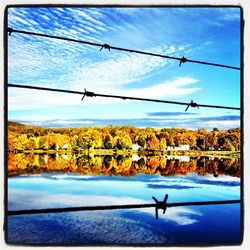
left=7, top=153, right=241, bottom=246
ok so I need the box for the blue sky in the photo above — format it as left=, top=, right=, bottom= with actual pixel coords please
left=7, top=7, right=241, bottom=129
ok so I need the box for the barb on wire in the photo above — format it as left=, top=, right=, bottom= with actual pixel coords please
left=7, top=28, right=240, bottom=70
left=185, top=100, right=199, bottom=111
left=7, top=27, right=13, bottom=36
left=8, top=84, right=241, bottom=111
left=179, top=56, right=187, bottom=67
left=81, top=89, right=96, bottom=100
left=152, top=194, right=168, bottom=219
left=100, top=43, right=111, bottom=51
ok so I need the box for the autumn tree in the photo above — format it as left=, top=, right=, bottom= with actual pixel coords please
left=159, top=137, right=167, bottom=150
left=103, top=133, right=114, bottom=149
left=114, top=133, right=132, bottom=150
left=147, top=134, right=160, bottom=150
left=223, top=138, right=235, bottom=151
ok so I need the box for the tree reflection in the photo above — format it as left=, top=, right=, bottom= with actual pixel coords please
left=8, top=153, right=240, bottom=178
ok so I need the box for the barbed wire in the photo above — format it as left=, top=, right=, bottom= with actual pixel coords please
left=7, top=28, right=240, bottom=70
left=8, top=84, right=241, bottom=111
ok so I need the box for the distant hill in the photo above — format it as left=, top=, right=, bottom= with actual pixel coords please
left=8, top=121, right=26, bottom=127
left=8, top=121, right=43, bottom=134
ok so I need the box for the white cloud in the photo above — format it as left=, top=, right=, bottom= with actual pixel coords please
left=200, top=120, right=240, bottom=130
left=8, top=11, right=30, bottom=26
left=71, top=53, right=164, bottom=90
left=114, top=8, right=144, bottom=16
left=83, top=25, right=101, bottom=34
left=70, top=45, right=189, bottom=92
left=8, top=88, right=84, bottom=110
left=217, top=8, right=240, bottom=22
left=40, top=14, right=50, bottom=21
left=127, top=77, right=200, bottom=99
left=162, top=207, right=201, bottom=225
left=72, top=9, right=106, bottom=27
left=194, top=174, right=240, bottom=183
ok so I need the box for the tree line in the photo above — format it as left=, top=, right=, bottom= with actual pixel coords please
left=8, top=121, right=241, bottom=152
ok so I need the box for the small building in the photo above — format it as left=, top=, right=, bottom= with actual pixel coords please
left=132, top=154, right=140, bottom=161
left=167, top=144, right=190, bottom=150
left=180, top=155, right=190, bottom=162
left=62, top=154, right=68, bottom=160
left=179, top=145, right=190, bottom=150
left=63, top=144, right=69, bottom=150
left=132, top=144, right=141, bottom=150
left=167, top=155, right=190, bottom=162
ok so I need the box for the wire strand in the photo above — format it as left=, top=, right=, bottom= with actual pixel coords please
left=8, top=84, right=241, bottom=111
left=8, top=199, right=240, bottom=216
left=7, top=28, right=240, bottom=70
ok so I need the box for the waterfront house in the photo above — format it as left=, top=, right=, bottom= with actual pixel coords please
left=167, top=144, right=190, bottom=150
left=132, top=144, right=141, bottom=150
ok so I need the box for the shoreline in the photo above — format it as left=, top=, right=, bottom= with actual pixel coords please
left=8, top=149, right=240, bottom=158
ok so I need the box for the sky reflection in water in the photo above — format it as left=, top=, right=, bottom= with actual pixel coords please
left=8, top=172, right=241, bottom=245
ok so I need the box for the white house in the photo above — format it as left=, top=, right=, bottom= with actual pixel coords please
left=167, top=155, right=190, bottom=162
left=62, top=144, right=69, bottom=150
left=167, top=145, right=178, bottom=150
left=132, top=154, right=140, bottom=161
left=167, top=144, right=190, bottom=150
left=179, top=145, right=190, bottom=150
left=62, top=154, right=68, bottom=160
left=132, top=144, right=141, bottom=150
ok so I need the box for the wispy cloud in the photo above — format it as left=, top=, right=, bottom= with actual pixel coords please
left=70, top=47, right=169, bottom=91
left=217, top=8, right=241, bottom=22
left=126, top=77, right=200, bottom=99
left=8, top=7, right=195, bottom=92
left=198, top=115, right=240, bottom=121
left=12, top=113, right=240, bottom=130
left=147, top=112, right=198, bottom=116
left=147, top=184, right=197, bottom=190
left=199, top=120, right=240, bottom=129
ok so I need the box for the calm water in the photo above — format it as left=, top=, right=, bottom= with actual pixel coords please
left=7, top=153, right=241, bottom=245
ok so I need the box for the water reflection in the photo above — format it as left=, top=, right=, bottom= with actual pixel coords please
left=8, top=153, right=240, bottom=177
left=8, top=153, right=241, bottom=245
left=8, top=172, right=240, bottom=245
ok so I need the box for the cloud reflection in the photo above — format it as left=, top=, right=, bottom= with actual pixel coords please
left=9, top=188, right=201, bottom=226
left=147, top=184, right=197, bottom=190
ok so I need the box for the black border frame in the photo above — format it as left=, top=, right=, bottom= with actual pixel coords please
left=3, top=4, right=244, bottom=247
